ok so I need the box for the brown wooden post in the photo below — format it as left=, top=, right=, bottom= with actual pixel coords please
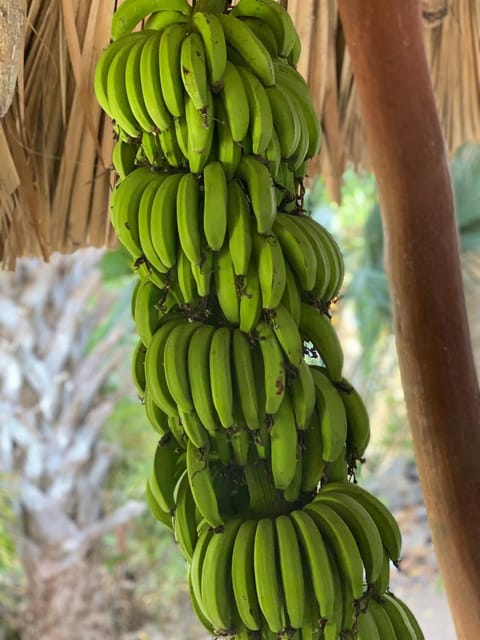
left=336, top=1, right=480, bottom=637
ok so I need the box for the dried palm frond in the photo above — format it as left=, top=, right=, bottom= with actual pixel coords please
left=0, top=1, right=116, bottom=270
left=1, top=0, right=479, bottom=263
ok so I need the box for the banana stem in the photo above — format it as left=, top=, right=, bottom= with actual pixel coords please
left=244, top=459, right=284, bottom=517
left=192, top=0, right=228, bottom=14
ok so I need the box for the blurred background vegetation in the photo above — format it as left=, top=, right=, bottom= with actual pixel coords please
left=1, top=143, right=479, bottom=639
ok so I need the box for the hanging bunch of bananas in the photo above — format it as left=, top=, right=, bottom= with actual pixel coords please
left=95, top=0, right=425, bottom=638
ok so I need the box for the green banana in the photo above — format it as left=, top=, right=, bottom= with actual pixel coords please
left=380, top=593, right=418, bottom=639
left=270, top=393, right=298, bottom=490
left=297, top=216, right=345, bottom=302
left=274, top=61, right=322, bottom=159
left=192, top=11, right=227, bottom=90
left=107, top=40, right=142, bottom=139
left=167, top=413, right=187, bottom=448
left=311, top=367, right=348, bottom=462
left=229, top=424, right=250, bottom=467
left=150, top=433, right=184, bottom=513
left=139, top=131, right=163, bottom=166
left=270, top=303, right=304, bottom=368
left=140, top=32, right=172, bottom=131
left=290, top=361, right=316, bottom=430
left=371, top=549, right=391, bottom=598
left=187, top=323, right=218, bottom=436
left=144, top=8, right=189, bottom=31
left=337, top=377, right=371, bottom=462
left=387, top=593, right=425, bottom=639
left=131, top=339, right=147, bottom=398
left=191, top=249, right=213, bottom=297
left=239, top=17, right=279, bottom=58
left=144, top=386, right=170, bottom=437
left=214, top=245, right=241, bottom=325
left=265, top=126, right=282, bottom=179
left=232, top=0, right=297, bottom=58
left=219, top=61, right=250, bottom=143
left=159, top=125, right=186, bottom=167
left=273, top=213, right=318, bottom=292
left=200, top=518, right=242, bottom=632
left=231, top=519, right=262, bottom=630
left=133, top=280, right=165, bottom=346
left=318, top=481, right=402, bottom=563
left=144, top=316, right=180, bottom=415
left=177, top=172, right=202, bottom=265
left=357, top=608, right=381, bottom=640
left=301, top=408, right=325, bottom=493
left=254, top=518, right=286, bottom=633
left=174, top=115, right=189, bottom=157
left=293, top=214, right=332, bottom=301
left=180, top=32, right=210, bottom=112
left=305, top=501, right=365, bottom=600
left=255, top=321, right=286, bottom=415
left=237, top=156, right=276, bottom=234
left=203, top=161, right=228, bottom=251
left=111, top=0, right=190, bottom=41
left=283, top=443, right=302, bottom=503
left=186, top=439, right=223, bottom=529
left=173, top=471, right=198, bottom=561
left=209, top=327, right=235, bottom=429
left=236, top=65, right=273, bottom=155
left=281, top=261, right=302, bottom=325
left=145, top=478, right=173, bottom=528
left=290, top=509, right=335, bottom=621
left=219, top=13, right=275, bottom=87
left=188, top=569, right=216, bottom=635
left=149, top=171, right=183, bottom=269
left=110, top=167, right=158, bottom=259
left=232, top=329, right=260, bottom=431
left=112, top=138, right=138, bottom=180
left=314, top=490, right=384, bottom=584
left=253, top=231, right=286, bottom=310
left=185, top=92, right=216, bottom=173
left=159, top=23, right=189, bottom=117
left=300, top=303, right=344, bottom=383
left=266, top=84, right=301, bottom=160
left=215, top=97, right=242, bottom=179
left=227, top=179, right=252, bottom=278
left=125, top=39, right=156, bottom=133
left=275, top=515, right=305, bottom=628
left=190, top=522, right=213, bottom=607
left=176, top=247, right=197, bottom=305
left=239, top=260, right=263, bottom=333
left=179, top=407, right=210, bottom=448
left=137, top=174, right=171, bottom=273
left=163, top=320, right=200, bottom=413
left=368, top=597, right=398, bottom=638
left=94, top=32, right=148, bottom=117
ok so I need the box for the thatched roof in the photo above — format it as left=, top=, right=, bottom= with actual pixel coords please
left=0, top=0, right=478, bottom=267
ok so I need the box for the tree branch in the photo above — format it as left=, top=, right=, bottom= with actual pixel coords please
left=336, top=1, right=480, bottom=636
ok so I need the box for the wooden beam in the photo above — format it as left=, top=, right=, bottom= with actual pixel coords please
left=336, top=1, right=480, bottom=637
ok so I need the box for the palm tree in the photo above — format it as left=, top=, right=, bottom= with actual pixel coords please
left=0, top=249, right=144, bottom=640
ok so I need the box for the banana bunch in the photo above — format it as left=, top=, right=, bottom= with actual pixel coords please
left=96, top=0, right=424, bottom=638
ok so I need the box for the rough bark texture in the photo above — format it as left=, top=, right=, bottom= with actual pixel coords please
left=336, top=1, right=480, bottom=637
left=0, top=0, right=24, bottom=117
left=21, top=549, right=114, bottom=640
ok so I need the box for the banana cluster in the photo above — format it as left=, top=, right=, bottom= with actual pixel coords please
left=95, top=0, right=424, bottom=638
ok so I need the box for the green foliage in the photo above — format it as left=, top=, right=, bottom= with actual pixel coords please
left=99, top=244, right=135, bottom=282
